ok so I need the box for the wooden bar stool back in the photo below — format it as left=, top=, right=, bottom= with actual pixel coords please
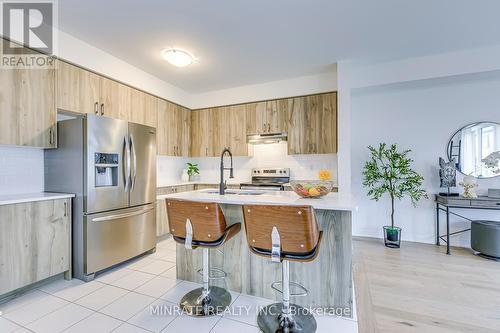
left=243, top=204, right=323, bottom=333
left=166, top=199, right=241, bottom=316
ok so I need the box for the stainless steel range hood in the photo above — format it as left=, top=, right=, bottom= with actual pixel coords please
left=247, top=132, right=287, bottom=145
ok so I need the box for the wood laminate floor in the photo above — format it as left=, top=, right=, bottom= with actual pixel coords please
left=353, top=237, right=500, bottom=333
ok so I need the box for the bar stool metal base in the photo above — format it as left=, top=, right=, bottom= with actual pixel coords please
left=257, top=303, right=317, bottom=333
left=180, top=286, right=231, bottom=317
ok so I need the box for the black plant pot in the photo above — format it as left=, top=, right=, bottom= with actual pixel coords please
left=383, top=226, right=401, bottom=248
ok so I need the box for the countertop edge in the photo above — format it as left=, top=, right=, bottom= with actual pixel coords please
left=157, top=190, right=357, bottom=212
left=0, top=192, right=76, bottom=206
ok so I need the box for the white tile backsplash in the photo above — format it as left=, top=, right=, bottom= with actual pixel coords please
left=157, top=142, right=338, bottom=185
left=0, top=142, right=336, bottom=196
left=0, top=146, right=44, bottom=195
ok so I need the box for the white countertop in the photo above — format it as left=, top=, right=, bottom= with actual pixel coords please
left=157, top=181, right=244, bottom=188
left=157, top=189, right=356, bottom=211
left=0, top=192, right=75, bottom=206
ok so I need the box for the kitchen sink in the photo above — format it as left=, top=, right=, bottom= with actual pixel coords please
left=203, top=190, right=266, bottom=196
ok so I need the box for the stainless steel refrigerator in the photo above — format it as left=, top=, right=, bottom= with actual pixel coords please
left=45, top=114, right=157, bottom=281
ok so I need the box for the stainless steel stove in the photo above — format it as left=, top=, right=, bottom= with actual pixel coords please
left=239, top=168, right=290, bottom=191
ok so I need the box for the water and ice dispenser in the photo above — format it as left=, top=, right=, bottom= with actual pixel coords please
left=94, top=153, right=119, bottom=187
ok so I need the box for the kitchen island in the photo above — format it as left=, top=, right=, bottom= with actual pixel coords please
left=157, top=189, right=356, bottom=318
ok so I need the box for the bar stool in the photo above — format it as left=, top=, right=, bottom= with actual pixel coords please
left=242, top=204, right=323, bottom=333
left=166, top=199, right=241, bottom=316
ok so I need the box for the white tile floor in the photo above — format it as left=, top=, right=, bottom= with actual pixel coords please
left=0, top=238, right=358, bottom=333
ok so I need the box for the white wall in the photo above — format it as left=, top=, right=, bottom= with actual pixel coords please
left=157, top=142, right=338, bottom=186
left=57, top=31, right=192, bottom=107
left=350, top=72, right=500, bottom=247
left=0, top=146, right=44, bottom=195
left=190, top=71, right=337, bottom=109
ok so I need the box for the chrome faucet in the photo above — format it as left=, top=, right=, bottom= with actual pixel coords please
left=219, top=147, right=234, bottom=195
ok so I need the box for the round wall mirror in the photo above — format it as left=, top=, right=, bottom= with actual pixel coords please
left=447, top=122, right=500, bottom=178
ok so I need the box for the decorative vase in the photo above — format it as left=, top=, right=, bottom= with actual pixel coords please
left=383, top=226, right=401, bottom=248
left=181, top=169, right=189, bottom=182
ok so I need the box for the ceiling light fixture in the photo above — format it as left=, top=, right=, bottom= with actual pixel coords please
left=161, top=48, right=195, bottom=67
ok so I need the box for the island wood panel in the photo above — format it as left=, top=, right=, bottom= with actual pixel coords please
left=0, top=53, right=56, bottom=147
left=0, top=199, right=71, bottom=295
left=176, top=204, right=353, bottom=317
left=190, top=109, right=215, bottom=157
left=56, top=60, right=100, bottom=115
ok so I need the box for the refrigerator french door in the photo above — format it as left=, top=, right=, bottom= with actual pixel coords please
left=45, top=114, right=157, bottom=281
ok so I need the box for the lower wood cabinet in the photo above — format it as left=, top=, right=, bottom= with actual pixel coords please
left=156, top=184, right=195, bottom=236
left=0, top=198, right=71, bottom=295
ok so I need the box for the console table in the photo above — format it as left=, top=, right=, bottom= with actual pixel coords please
left=435, top=194, right=500, bottom=254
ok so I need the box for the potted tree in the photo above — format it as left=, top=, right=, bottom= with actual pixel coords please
left=362, top=143, right=428, bottom=248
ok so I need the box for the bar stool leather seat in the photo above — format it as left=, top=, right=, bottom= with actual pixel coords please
left=172, top=223, right=241, bottom=248
left=166, top=199, right=240, bottom=317
left=243, top=204, right=323, bottom=333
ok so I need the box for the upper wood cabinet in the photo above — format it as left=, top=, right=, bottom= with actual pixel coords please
left=57, top=61, right=158, bottom=127
left=129, top=89, right=158, bottom=128
left=226, top=105, right=248, bottom=156
left=286, top=92, right=337, bottom=154
left=192, top=105, right=248, bottom=157
left=157, top=100, right=190, bottom=156
left=190, top=109, right=214, bottom=157
left=56, top=60, right=100, bottom=115
left=212, top=107, right=228, bottom=156
left=246, top=101, right=287, bottom=135
left=0, top=45, right=56, bottom=148
left=100, top=78, right=132, bottom=121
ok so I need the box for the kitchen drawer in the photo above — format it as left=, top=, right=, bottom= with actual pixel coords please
left=470, top=200, right=500, bottom=208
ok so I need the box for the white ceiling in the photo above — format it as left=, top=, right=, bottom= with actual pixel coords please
left=58, top=0, right=500, bottom=93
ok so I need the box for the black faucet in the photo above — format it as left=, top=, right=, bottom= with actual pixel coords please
left=219, top=147, right=234, bottom=195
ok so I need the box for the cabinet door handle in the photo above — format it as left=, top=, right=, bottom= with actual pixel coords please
left=64, top=202, right=67, bottom=217
left=94, top=102, right=99, bottom=115
left=268, top=123, right=271, bottom=132
left=263, top=123, right=266, bottom=133
left=205, top=147, right=208, bottom=156
left=100, top=103, right=104, bottom=116
left=49, top=128, right=53, bottom=145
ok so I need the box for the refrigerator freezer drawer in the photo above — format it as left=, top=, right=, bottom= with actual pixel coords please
left=84, top=203, right=156, bottom=274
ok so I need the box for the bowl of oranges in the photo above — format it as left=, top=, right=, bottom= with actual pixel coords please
left=290, top=181, right=333, bottom=198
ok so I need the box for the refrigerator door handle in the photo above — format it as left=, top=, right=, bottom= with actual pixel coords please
left=123, top=135, right=131, bottom=192
left=130, top=134, right=137, bottom=191
left=91, top=204, right=155, bottom=222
